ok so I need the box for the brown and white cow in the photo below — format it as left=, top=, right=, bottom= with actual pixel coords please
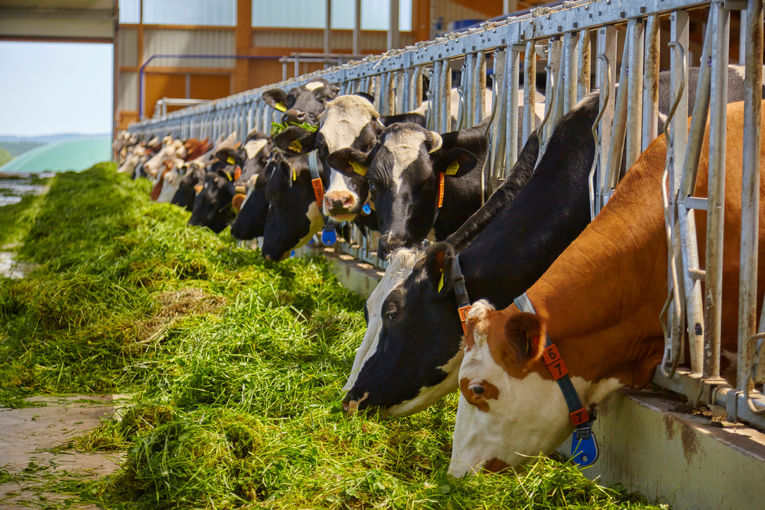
left=449, top=100, right=765, bottom=476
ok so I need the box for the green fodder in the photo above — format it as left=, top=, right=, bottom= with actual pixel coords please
left=0, top=164, right=662, bottom=509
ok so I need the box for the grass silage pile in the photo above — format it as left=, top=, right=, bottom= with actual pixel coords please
left=0, top=164, right=661, bottom=509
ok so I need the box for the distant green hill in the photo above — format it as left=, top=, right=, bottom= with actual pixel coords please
left=0, top=141, right=44, bottom=158
left=0, top=136, right=110, bottom=173
left=0, top=147, right=10, bottom=167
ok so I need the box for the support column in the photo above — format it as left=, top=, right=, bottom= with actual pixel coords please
left=234, top=0, right=252, bottom=93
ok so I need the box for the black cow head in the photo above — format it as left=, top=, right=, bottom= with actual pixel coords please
left=261, top=152, right=326, bottom=261
left=187, top=147, right=246, bottom=233
left=262, top=78, right=339, bottom=127
left=171, top=161, right=207, bottom=210
left=229, top=131, right=273, bottom=240
left=329, top=122, right=479, bottom=258
left=343, top=241, right=464, bottom=416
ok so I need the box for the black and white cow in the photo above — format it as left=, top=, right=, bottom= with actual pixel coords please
left=341, top=94, right=599, bottom=416
left=260, top=151, right=326, bottom=261
left=262, top=78, right=339, bottom=127
left=188, top=147, right=247, bottom=233
left=229, top=133, right=275, bottom=241
left=328, top=117, right=492, bottom=258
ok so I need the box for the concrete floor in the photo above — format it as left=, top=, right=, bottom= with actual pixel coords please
left=0, top=395, right=127, bottom=509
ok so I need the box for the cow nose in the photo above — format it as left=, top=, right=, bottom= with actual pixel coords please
left=378, top=236, right=404, bottom=259
left=284, top=109, right=306, bottom=125
left=342, top=392, right=370, bottom=414
left=323, top=192, right=355, bottom=212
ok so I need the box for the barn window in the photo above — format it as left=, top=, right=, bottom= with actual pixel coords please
left=141, top=0, right=237, bottom=26
left=252, top=0, right=413, bottom=31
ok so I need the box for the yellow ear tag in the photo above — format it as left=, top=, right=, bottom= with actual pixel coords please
left=275, top=102, right=287, bottom=112
left=292, top=168, right=297, bottom=181
left=225, top=172, right=233, bottom=181
left=227, top=156, right=236, bottom=165
left=445, top=161, right=460, bottom=176
left=350, top=161, right=367, bottom=176
left=437, top=270, right=444, bottom=293
left=289, top=140, right=302, bottom=153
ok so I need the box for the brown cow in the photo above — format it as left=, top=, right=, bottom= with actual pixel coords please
left=449, top=100, right=765, bottom=476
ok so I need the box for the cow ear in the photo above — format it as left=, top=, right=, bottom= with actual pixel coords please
left=326, top=148, right=369, bottom=177
left=504, top=313, right=547, bottom=363
left=425, top=131, right=443, bottom=153
left=262, top=88, right=289, bottom=112
left=273, top=126, right=317, bottom=155
left=354, top=91, right=375, bottom=104
left=424, top=242, right=456, bottom=295
left=434, top=147, right=478, bottom=178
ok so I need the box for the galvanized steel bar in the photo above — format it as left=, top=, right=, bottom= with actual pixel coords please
left=440, top=59, right=452, bottom=133
left=490, top=48, right=508, bottom=183
left=474, top=51, right=487, bottom=123
left=507, top=47, right=521, bottom=172
left=625, top=17, right=646, bottom=170
left=595, top=25, right=617, bottom=213
left=603, top=30, right=631, bottom=201
left=562, top=31, right=578, bottom=113
left=642, top=15, right=661, bottom=151
left=738, top=0, right=763, bottom=395
left=430, top=60, right=442, bottom=130
left=522, top=40, right=537, bottom=142
left=705, top=0, right=730, bottom=380
left=545, top=37, right=564, bottom=144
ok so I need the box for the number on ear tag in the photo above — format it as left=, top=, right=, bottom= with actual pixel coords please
left=350, top=161, right=367, bottom=176
left=275, top=103, right=287, bottom=112
left=445, top=161, right=460, bottom=176
left=289, top=140, right=302, bottom=153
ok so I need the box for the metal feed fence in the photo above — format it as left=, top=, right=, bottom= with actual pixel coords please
left=129, top=0, right=765, bottom=432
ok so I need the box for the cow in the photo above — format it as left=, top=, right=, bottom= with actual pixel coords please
left=260, top=151, right=326, bottom=261
left=262, top=78, right=339, bottom=127
left=328, top=117, right=492, bottom=258
left=144, top=136, right=187, bottom=179
left=341, top=93, right=599, bottom=416
left=187, top=147, right=247, bottom=233
left=449, top=99, right=765, bottom=476
left=170, top=133, right=241, bottom=210
left=153, top=138, right=213, bottom=203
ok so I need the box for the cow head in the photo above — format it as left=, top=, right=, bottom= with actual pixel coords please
left=171, top=161, right=206, bottom=210
left=187, top=147, right=246, bottom=233
left=262, top=78, right=339, bottom=127
left=342, top=242, right=465, bottom=416
left=448, top=300, right=574, bottom=477
left=343, top=247, right=423, bottom=392
left=261, top=152, right=325, bottom=261
left=155, top=158, right=186, bottom=203
left=144, top=137, right=187, bottom=178
left=330, top=122, right=479, bottom=258
left=230, top=132, right=274, bottom=240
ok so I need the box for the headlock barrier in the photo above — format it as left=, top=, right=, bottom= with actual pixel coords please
left=129, top=0, right=765, bottom=434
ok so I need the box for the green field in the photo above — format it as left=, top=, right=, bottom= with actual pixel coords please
left=0, top=164, right=662, bottom=508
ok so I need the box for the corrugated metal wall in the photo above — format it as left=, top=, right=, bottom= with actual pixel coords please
left=119, top=72, right=138, bottom=111
left=143, top=29, right=235, bottom=68
left=252, top=30, right=413, bottom=51
left=118, top=27, right=138, bottom=67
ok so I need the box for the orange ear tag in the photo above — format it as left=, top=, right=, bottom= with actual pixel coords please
left=311, top=178, right=325, bottom=205
left=289, top=140, right=302, bottom=153
left=234, top=166, right=242, bottom=181
left=275, top=102, right=287, bottom=112
left=350, top=161, right=367, bottom=176
left=437, top=172, right=445, bottom=208
left=232, top=193, right=246, bottom=212
left=194, top=184, right=203, bottom=194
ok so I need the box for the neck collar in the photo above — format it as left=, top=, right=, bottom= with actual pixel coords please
left=513, top=292, right=599, bottom=467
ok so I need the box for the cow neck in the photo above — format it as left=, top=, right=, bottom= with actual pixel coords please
left=524, top=136, right=669, bottom=391
left=514, top=293, right=598, bottom=467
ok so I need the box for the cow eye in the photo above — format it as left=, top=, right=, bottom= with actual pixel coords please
left=384, top=305, right=398, bottom=321
left=469, top=383, right=485, bottom=395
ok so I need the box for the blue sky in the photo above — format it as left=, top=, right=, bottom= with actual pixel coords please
left=0, top=42, right=113, bottom=137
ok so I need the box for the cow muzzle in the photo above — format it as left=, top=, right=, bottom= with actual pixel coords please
left=323, top=191, right=358, bottom=219
left=341, top=392, right=370, bottom=414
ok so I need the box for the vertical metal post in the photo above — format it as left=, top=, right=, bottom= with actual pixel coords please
left=324, top=0, right=332, bottom=59
left=625, top=17, right=645, bottom=170
left=475, top=52, right=487, bottom=123
left=642, top=15, right=661, bottom=151
left=463, top=53, right=476, bottom=127
left=506, top=47, right=520, bottom=172
left=546, top=38, right=564, bottom=143
left=523, top=41, right=537, bottom=142
left=490, top=49, right=508, bottom=182
left=353, top=0, right=361, bottom=56
left=388, top=0, right=400, bottom=50
left=430, top=61, right=442, bottom=130
left=738, top=0, right=763, bottom=391
left=440, top=60, right=452, bottom=133
left=705, top=1, right=730, bottom=379
left=603, top=29, right=630, bottom=199
left=576, top=29, right=591, bottom=101
left=596, top=25, right=617, bottom=207
left=562, top=31, right=578, bottom=113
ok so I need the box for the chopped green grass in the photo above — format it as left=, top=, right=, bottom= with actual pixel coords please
left=0, top=164, right=662, bottom=509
